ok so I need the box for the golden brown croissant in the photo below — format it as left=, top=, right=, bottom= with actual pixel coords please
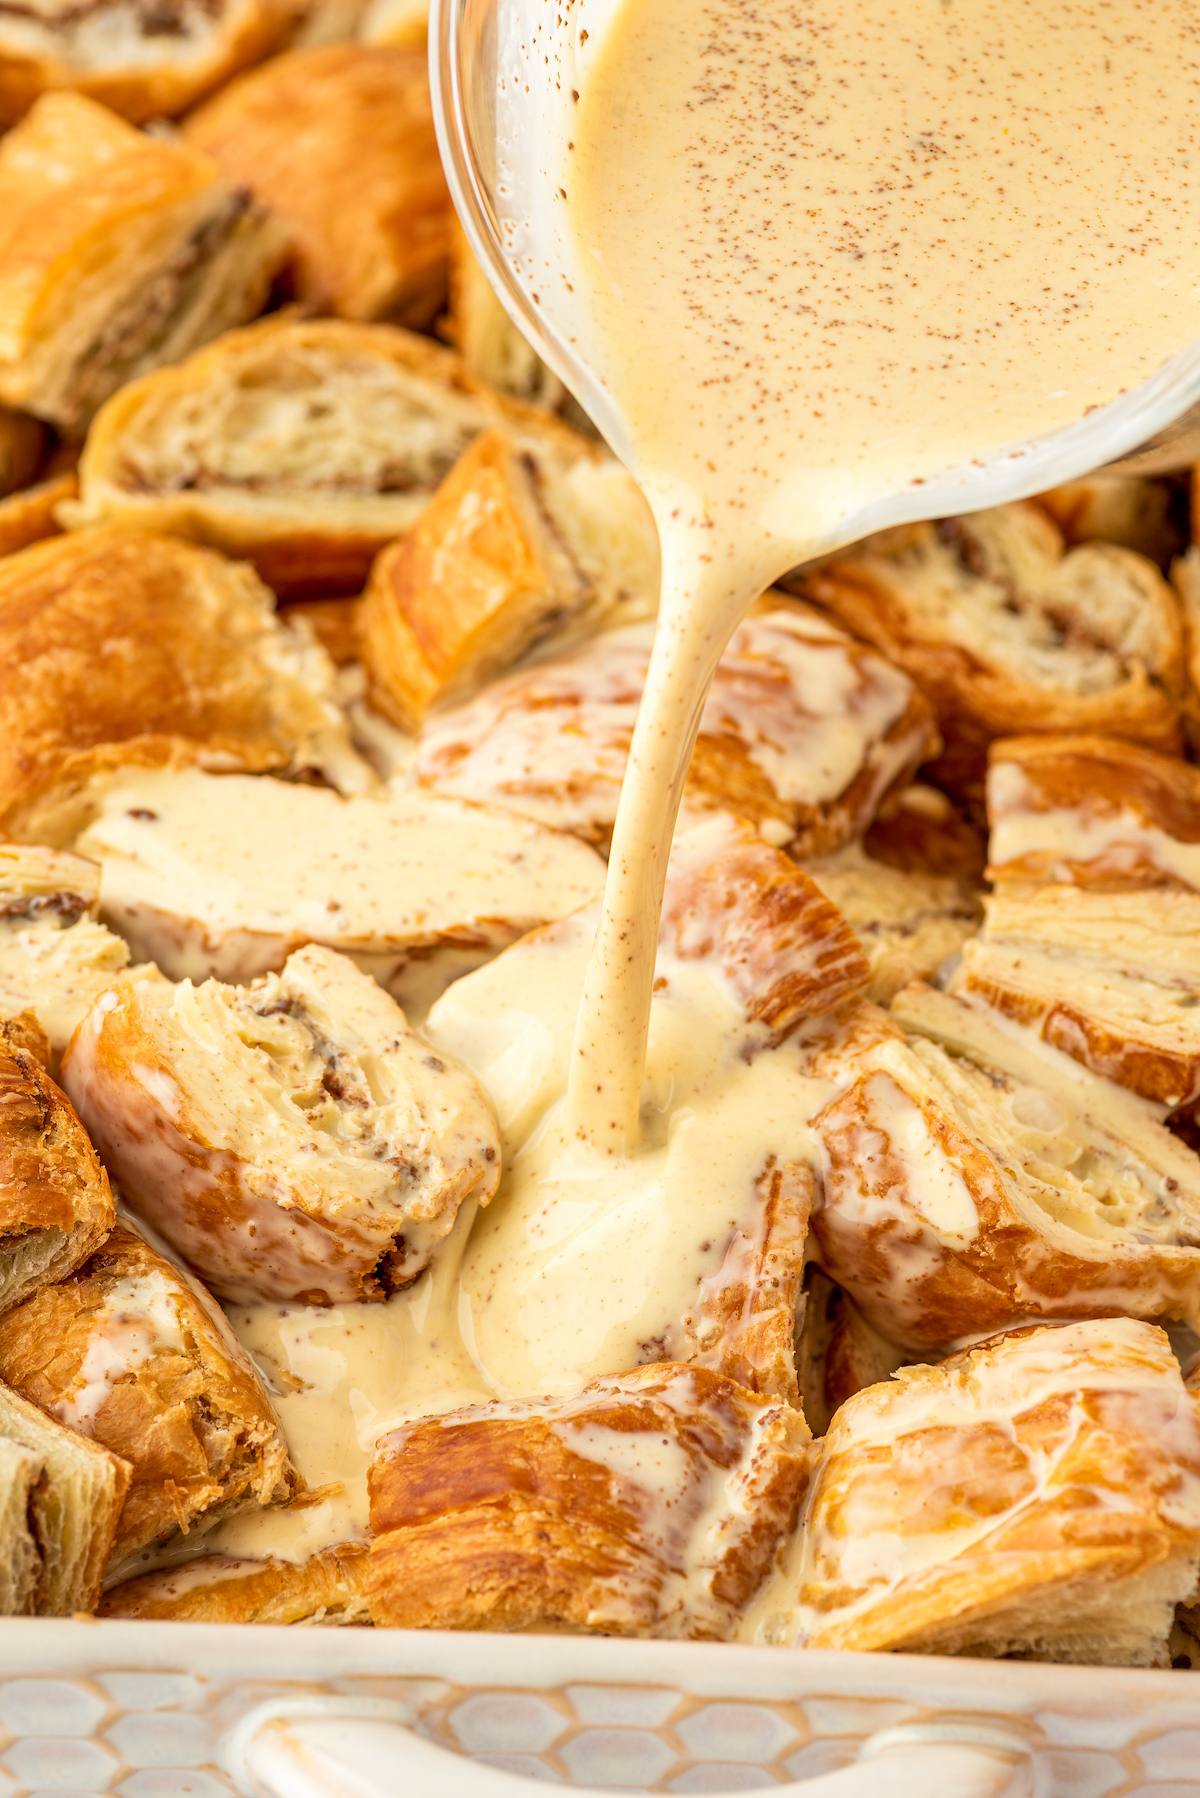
left=417, top=600, right=937, bottom=857
left=99, top=1544, right=369, bottom=1624
left=0, top=0, right=290, bottom=125
left=0, top=1438, right=43, bottom=1614
left=0, top=1013, right=115, bottom=1316
left=803, top=841, right=981, bottom=1005
left=810, top=981, right=1200, bottom=1353
left=0, top=409, right=45, bottom=498
left=184, top=44, right=452, bottom=327
left=1035, top=473, right=1185, bottom=567
left=62, top=945, right=503, bottom=1305
left=798, top=502, right=1186, bottom=815
left=362, top=429, right=658, bottom=733
left=364, top=1363, right=812, bottom=1638
left=0, top=846, right=131, bottom=1065
left=795, top=1268, right=909, bottom=1439
left=0, top=526, right=367, bottom=845
left=862, top=780, right=987, bottom=882
left=0, top=1222, right=296, bottom=1575
left=0, top=94, right=286, bottom=431
left=66, top=316, right=620, bottom=597
left=0, top=471, right=73, bottom=558
left=442, top=218, right=585, bottom=422
left=71, top=767, right=605, bottom=998
left=786, top=1319, right=1200, bottom=1665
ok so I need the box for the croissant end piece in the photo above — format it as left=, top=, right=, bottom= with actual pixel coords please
left=0, top=845, right=130, bottom=1063
left=100, top=1545, right=369, bottom=1626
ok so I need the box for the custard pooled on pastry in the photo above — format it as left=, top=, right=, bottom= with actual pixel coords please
left=417, top=600, right=937, bottom=856
left=0, top=94, right=286, bottom=431
left=100, top=1544, right=369, bottom=1625
left=67, top=316, right=647, bottom=599
left=184, top=44, right=452, bottom=327
left=62, top=945, right=502, bottom=1305
left=810, top=981, right=1200, bottom=1354
left=0, top=847, right=130, bottom=1064
left=0, top=1223, right=295, bottom=1574
left=799, top=502, right=1185, bottom=812
left=784, top=1319, right=1200, bottom=1665
left=364, top=1363, right=812, bottom=1639
left=0, top=1014, right=115, bottom=1317
left=0, top=526, right=367, bottom=845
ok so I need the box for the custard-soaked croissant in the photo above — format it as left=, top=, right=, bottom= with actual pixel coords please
left=810, top=982, right=1200, bottom=1353
left=798, top=503, right=1185, bottom=813
left=803, top=841, right=981, bottom=1005
left=184, top=44, right=452, bottom=327
left=788, top=1319, right=1200, bottom=1665
left=362, top=429, right=658, bottom=733
left=418, top=601, right=937, bottom=857
left=100, top=1545, right=369, bottom=1625
left=795, top=1268, right=909, bottom=1440
left=0, top=0, right=289, bottom=126
left=0, top=526, right=367, bottom=846
left=364, top=1363, right=812, bottom=1638
left=0, top=847, right=131, bottom=1065
left=62, top=945, right=502, bottom=1305
left=0, top=1015, right=114, bottom=1317
left=0, top=1223, right=295, bottom=1573
left=0, top=95, right=286, bottom=431
left=66, top=317, right=637, bottom=598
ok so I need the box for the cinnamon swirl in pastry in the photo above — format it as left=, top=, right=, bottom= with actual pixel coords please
left=803, top=842, right=981, bottom=1005
left=0, top=526, right=367, bottom=845
left=0, top=1222, right=296, bottom=1574
left=0, top=1013, right=115, bottom=1315
left=364, top=1363, right=812, bottom=1638
left=786, top=1319, right=1200, bottom=1664
left=71, top=768, right=605, bottom=998
left=798, top=502, right=1185, bottom=814
left=0, top=0, right=289, bottom=125
left=0, top=848, right=131, bottom=1064
left=184, top=45, right=452, bottom=327
left=67, top=317, right=627, bottom=597
left=100, top=1544, right=369, bottom=1624
left=61, top=945, right=503, bottom=1305
left=417, top=601, right=937, bottom=856
left=810, top=981, right=1200, bottom=1353
left=0, top=95, right=287, bottom=431
left=363, top=430, right=658, bottom=732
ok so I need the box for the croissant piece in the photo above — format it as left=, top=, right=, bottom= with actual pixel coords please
left=798, top=503, right=1185, bottom=814
left=72, top=768, right=606, bottom=999
left=811, top=981, right=1200, bottom=1352
left=443, top=218, right=577, bottom=418
left=0, top=846, right=130, bottom=1064
left=0, top=1222, right=296, bottom=1572
left=0, top=471, right=73, bottom=558
left=0, top=526, right=368, bottom=845
left=987, top=732, right=1200, bottom=891
left=184, top=44, right=451, bottom=327
left=0, top=0, right=290, bottom=125
left=365, top=1363, right=812, bottom=1638
left=99, top=1544, right=369, bottom=1624
left=67, top=316, right=616, bottom=597
left=803, top=842, right=981, bottom=1005
left=0, top=1381, right=130, bottom=1614
left=862, top=781, right=987, bottom=881
left=795, top=1268, right=909, bottom=1440
left=790, top=1319, right=1200, bottom=1664
left=418, top=601, right=936, bottom=856
left=362, top=429, right=658, bottom=732
left=0, top=1438, right=42, bottom=1615
left=1036, top=474, right=1186, bottom=568
left=0, top=1013, right=115, bottom=1317
left=62, top=945, right=502, bottom=1306
left=279, top=598, right=363, bottom=669
left=0, top=94, right=287, bottom=431
left=0, top=409, right=46, bottom=498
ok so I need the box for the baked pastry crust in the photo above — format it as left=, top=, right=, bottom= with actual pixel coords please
left=66, top=316, right=610, bottom=597
left=61, top=945, right=503, bottom=1305
left=0, top=1013, right=115, bottom=1317
left=365, top=1363, right=812, bottom=1638
left=795, top=1268, right=909, bottom=1440
left=0, top=0, right=290, bottom=125
left=792, top=1319, right=1200, bottom=1665
left=0, top=1437, right=42, bottom=1614
left=0, top=525, right=367, bottom=844
left=0, top=408, right=45, bottom=497
left=0, top=94, right=286, bottom=431
left=802, top=841, right=981, bottom=1005
left=0, top=471, right=73, bottom=558
left=99, top=1544, right=369, bottom=1624
left=0, top=1222, right=296, bottom=1573
left=811, top=982, right=1200, bottom=1352
left=798, top=503, right=1185, bottom=814
left=0, top=845, right=131, bottom=1063
left=1035, top=474, right=1185, bottom=568
left=417, top=601, right=937, bottom=856
left=184, top=44, right=451, bottom=326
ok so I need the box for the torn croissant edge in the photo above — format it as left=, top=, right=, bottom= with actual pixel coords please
left=362, top=1363, right=813, bottom=1640
left=99, top=1545, right=371, bottom=1627
left=809, top=981, right=1200, bottom=1354
left=0, top=845, right=132, bottom=1068
left=0, top=1221, right=296, bottom=1581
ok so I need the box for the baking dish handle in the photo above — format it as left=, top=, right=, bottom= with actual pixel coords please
left=226, top=1697, right=1032, bottom=1798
